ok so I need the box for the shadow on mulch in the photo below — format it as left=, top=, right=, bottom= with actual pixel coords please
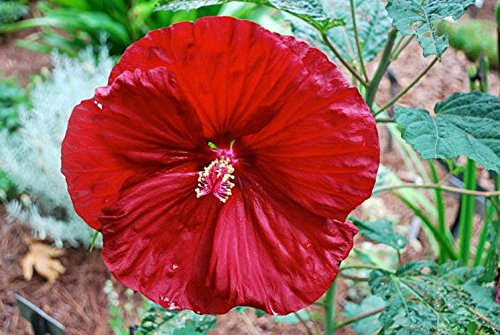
left=0, top=213, right=110, bottom=335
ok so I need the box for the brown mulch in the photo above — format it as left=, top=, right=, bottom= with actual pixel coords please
left=0, top=3, right=498, bottom=335
left=0, top=210, right=109, bottom=335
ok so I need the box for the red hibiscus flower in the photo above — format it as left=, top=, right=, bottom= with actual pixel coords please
left=61, top=16, right=379, bottom=315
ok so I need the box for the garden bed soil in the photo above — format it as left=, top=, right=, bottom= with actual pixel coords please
left=1, top=4, right=498, bottom=334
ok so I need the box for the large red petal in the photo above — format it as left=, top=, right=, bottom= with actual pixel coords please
left=62, top=68, right=207, bottom=229
left=235, top=35, right=379, bottom=222
left=108, top=17, right=318, bottom=141
left=100, top=168, right=356, bottom=315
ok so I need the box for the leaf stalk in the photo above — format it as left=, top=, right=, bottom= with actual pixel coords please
left=365, top=28, right=398, bottom=109
left=374, top=57, right=438, bottom=116
left=349, top=0, right=369, bottom=82
left=320, top=32, right=368, bottom=87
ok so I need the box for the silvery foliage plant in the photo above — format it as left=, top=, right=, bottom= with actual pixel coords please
left=0, top=48, right=113, bottom=247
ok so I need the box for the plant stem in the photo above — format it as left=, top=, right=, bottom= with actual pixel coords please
left=320, top=32, right=368, bottom=87
left=365, top=28, right=398, bottom=109
left=340, top=264, right=393, bottom=272
left=339, top=273, right=370, bottom=281
left=375, top=117, right=395, bottom=123
left=398, top=197, right=458, bottom=260
left=374, top=57, right=439, bottom=116
left=397, top=249, right=403, bottom=266
left=334, top=306, right=385, bottom=330
left=294, top=311, right=315, bottom=335
left=324, top=280, right=337, bottom=335
left=489, top=196, right=500, bottom=213
left=374, top=183, right=500, bottom=198
left=349, top=0, right=369, bottom=82
left=459, top=159, right=477, bottom=265
left=391, top=34, right=405, bottom=58
left=473, top=204, right=494, bottom=266
left=89, top=230, right=99, bottom=252
left=428, top=160, right=449, bottom=263
left=304, top=309, right=322, bottom=335
left=390, top=35, right=415, bottom=60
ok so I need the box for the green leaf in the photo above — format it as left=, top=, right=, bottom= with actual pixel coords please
left=351, top=218, right=407, bottom=250
left=343, top=295, right=385, bottom=335
left=272, top=308, right=309, bottom=324
left=369, top=261, right=499, bottom=334
left=254, top=309, right=266, bottom=318
left=386, top=0, right=474, bottom=56
left=327, top=0, right=392, bottom=62
left=156, top=0, right=343, bottom=31
left=135, top=301, right=216, bottom=335
left=287, top=0, right=389, bottom=64
left=395, top=92, right=500, bottom=172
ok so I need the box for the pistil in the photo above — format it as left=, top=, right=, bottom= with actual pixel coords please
left=195, top=150, right=236, bottom=203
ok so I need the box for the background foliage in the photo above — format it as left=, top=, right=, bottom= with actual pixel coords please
left=0, top=48, right=113, bottom=247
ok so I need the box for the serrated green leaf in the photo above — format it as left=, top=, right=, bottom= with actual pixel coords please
left=351, top=218, right=407, bottom=250
left=386, top=0, right=474, bottom=56
left=395, top=92, right=500, bottom=172
left=156, top=0, right=343, bottom=31
left=369, top=261, right=499, bottom=334
left=135, top=302, right=216, bottom=335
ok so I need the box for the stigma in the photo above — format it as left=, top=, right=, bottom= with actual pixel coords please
left=195, top=153, right=236, bottom=203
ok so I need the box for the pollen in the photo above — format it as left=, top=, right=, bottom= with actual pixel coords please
left=195, top=155, right=236, bottom=203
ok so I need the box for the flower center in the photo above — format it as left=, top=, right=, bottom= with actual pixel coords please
left=195, top=147, right=236, bottom=203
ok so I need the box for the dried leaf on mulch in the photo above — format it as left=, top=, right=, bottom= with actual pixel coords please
left=21, top=242, right=65, bottom=283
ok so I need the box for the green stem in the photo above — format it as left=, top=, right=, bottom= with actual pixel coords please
left=334, top=306, right=385, bottom=330
left=294, top=311, right=315, bottom=335
left=304, top=308, right=322, bottom=335
left=339, top=273, right=370, bottom=281
left=459, top=159, right=477, bottom=265
left=324, top=280, right=337, bottom=335
left=473, top=204, right=494, bottom=266
left=320, top=32, right=368, bottom=87
left=490, top=196, right=500, bottom=213
left=374, top=183, right=500, bottom=197
left=399, top=197, right=458, bottom=260
left=374, top=117, right=394, bottom=123
left=89, top=230, right=100, bottom=252
left=391, top=34, right=405, bottom=58
left=390, top=35, right=415, bottom=60
left=340, top=264, right=393, bottom=272
left=365, top=28, right=398, bottom=109
left=374, top=57, right=439, bottom=116
left=349, top=0, right=369, bottom=82
left=495, top=174, right=500, bottom=218
left=428, top=160, right=449, bottom=263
